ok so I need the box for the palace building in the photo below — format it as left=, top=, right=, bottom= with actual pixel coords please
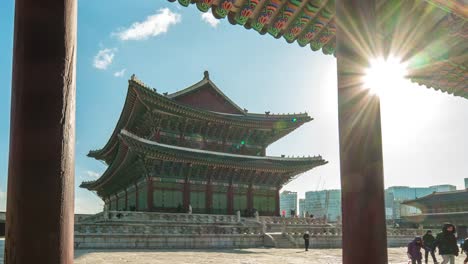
left=81, top=71, right=327, bottom=216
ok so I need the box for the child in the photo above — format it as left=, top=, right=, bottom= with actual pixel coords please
left=408, top=237, right=423, bottom=264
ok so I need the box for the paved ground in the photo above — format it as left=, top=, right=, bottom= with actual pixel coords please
left=1, top=239, right=465, bottom=263
left=74, top=248, right=465, bottom=264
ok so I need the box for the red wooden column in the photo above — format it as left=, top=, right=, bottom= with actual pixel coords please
left=206, top=166, right=215, bottom=213
left=135, top=183, right=139, bottom=210
left=227, top=168, right=236, bottom=214
left=6, top=1, right=77, bottom=263
left=183, top=164, right=192, bottom=211
left=206, top=183, right=213, bottom=213
left=147, top=177, right=154, bottom=212
left=247, top=184, right=254, bottom=212
left=227, top=185, right=234, bottom=214
left=336, top=0, right=388, bottom=263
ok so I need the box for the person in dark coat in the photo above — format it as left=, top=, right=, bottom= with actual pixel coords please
left=462, top=238, right=468, bottom=264
left=408, top=237, right=424, bottom=264
left=303, top=231, right=310, bottom=251
left=434, top=223, right=459, bottom=264
left=423, top=230, right=438, bottom=263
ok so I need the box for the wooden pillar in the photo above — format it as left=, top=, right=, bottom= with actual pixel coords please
left=125, top=190, right=128, bottom=211
left=183, top=164, right=192, bottom=211
left=147, top=178, right=154, bottom=212
left=227, top=184, right=234, bottom=215
left=135, top=183, right=139, bottom=210
left=206, top=183, right=213, bottom=214
left=336, top=0, right=387, bottom=263
left=6, top=0, right=76, bottom=263
left=247, top=184, right=254, bottom=212
left=206, top=167, right=214, bottom=214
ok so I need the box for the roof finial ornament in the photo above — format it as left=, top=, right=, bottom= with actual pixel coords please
left=131, top=74, right=136, bottom=80
left=203, top=70, right=210, bottom=80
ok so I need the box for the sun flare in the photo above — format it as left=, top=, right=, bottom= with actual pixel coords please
left=363, top=56, right=408, bottom=96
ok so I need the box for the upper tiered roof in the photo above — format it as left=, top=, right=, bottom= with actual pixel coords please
left=168, top=0, right=467, bottom=99
left=88, top=72, right=313, bottom=163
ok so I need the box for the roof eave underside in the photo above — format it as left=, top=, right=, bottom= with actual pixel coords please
left=168, top=0, right=467, bottom=99
left=81, top=130, right=327, bottom=192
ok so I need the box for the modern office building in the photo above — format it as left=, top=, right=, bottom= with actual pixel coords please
left=385, top=185, right=457, bottom=219
left=304, top=190, right=341, bottom=222
left=280, top=191, right=298, bottom=217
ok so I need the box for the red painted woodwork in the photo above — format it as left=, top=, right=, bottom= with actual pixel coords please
left=173, top=83, right=243, bottom=114
left=336, top=0, right=388, bottom=263
left=183, top=180, right=191, bottom=211
left=147, top=178, right=154, bottom=211
left=227, top=185, right=234, bottom=214
left=206, top=183, right=213, bottom=213
left=247, top=185, right=254, bottom=211
left=135, top=183, right=139, bottom=210
left=125, top=190, right=128, bottom=210
left=6, top=0, right=77, bottom=263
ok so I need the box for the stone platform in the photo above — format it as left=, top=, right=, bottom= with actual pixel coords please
left=75, top=211, right=428, bottom=249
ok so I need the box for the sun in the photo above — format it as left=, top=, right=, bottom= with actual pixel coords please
left=363, top=56, right=408, bottom=96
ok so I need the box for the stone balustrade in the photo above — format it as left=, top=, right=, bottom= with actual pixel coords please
left=259, top=216, right=327, bottom=225
left=282, top=226, right=428, bottom=237
left=81, top=211, right=240, bottom=224
left=75, top=223, right=262, bottom=236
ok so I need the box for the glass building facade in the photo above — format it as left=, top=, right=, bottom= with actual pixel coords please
left=280, top=191, right=297, bottom=217
left=303, top=190, right=341, bottom=222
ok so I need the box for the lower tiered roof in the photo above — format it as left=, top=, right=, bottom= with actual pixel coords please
left=81, top=130, right=327, bottom=197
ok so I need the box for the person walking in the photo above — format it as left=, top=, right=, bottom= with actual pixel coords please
left=462, top=237, right=468, bottom=264
left=434, top=223, right=459, bottom=264
left=408, top=237, right=424, bottom=264
left=303, top=231, right=310, bottom=251
left=423, top=230, right=438, bottom=263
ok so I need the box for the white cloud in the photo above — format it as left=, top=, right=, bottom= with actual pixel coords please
left=93, top=48, right=116, bottom=70
left=85, top=170, right=100, bottom=178
left=201, top=12, right=219, bottom=28
left=114, top=8, right=181, bottom=41
left=114, top=68, right=126, bottom=77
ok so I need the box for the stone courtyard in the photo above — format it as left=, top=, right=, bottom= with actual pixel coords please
left=0, top=239, right=466, bottom=263
left=73, top=248, right=465, bottom=264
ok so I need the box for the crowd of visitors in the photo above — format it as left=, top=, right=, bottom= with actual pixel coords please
left=406, top=223, right=468, bottom=264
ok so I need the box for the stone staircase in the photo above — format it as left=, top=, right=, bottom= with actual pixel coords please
left=268, top=232, right=297, bottom=248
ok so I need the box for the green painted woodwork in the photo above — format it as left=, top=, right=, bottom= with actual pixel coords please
left=190, top=191, right=206, bottom=213
left=138, top=186, right=148, bottom=210
left=127, top=191, right=136, bottom=210
left=253, top=193, right=276, bottom=214
left=118, top=196, right=126, bottom=210
left=212, top=192, right=227, bottom=214
left=154, top=188, right=183, bottom=209
left=233, top=194, right=247, bottom=212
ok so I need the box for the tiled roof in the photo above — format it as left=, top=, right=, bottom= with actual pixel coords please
left=169, top=0, right=467, bottom=99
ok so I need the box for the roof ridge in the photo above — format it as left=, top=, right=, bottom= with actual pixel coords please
left=167, top=71, right=245, bottom=114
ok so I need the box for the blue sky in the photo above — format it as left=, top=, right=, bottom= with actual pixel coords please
left=1, top=0, right=467, bottom=213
